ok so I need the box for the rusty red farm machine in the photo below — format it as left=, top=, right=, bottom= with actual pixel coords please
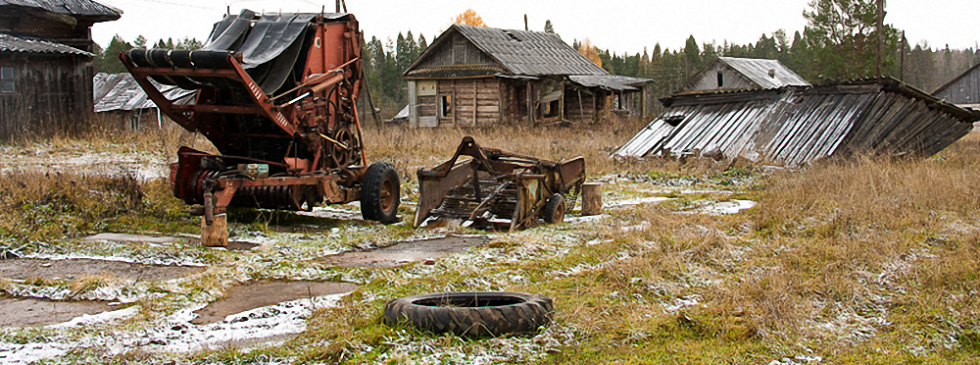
left=121, top=10, right=399, bottom=244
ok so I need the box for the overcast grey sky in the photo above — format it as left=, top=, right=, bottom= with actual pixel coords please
left=92, top=0, right=980, bottom=54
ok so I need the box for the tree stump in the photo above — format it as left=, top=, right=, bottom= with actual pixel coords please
left=201, top=214, right=228, bottom=247
left=581, top=183, right=602, bottom=216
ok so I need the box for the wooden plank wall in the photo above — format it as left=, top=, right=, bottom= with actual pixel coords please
left=564, top=87, right=598, bottom=122
left=0, top=54, right=93, bottom=139
left=416, top=33, right=496, bottom=69
left=437, top=79, right=501, bottom=127
left=935, top=66, right=980, bottom=105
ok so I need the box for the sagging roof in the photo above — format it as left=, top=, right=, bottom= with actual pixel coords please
left=0, top=0, right=121, bottom=22
left=679, top=57, right=809, bottom=92
left=406, top=24, right=607, bottom=78
left=569, top=75, right=652, bottom=91
left=93, top=73, right=195, bottom=113
left=0, top=32, right=92, bottom=55
left=616, top=78, right=980, bottom=166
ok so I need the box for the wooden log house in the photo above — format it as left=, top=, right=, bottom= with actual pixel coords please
left=0, top=0, right=120, bottom=139
left=402, top=24, right=651, bottom=128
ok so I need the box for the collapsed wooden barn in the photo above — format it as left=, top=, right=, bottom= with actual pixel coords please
left=0, top=0, right=120, bottom=139
left=615, top=78, right=980, bottom=166
left=401, top=24, right=651, bottom=128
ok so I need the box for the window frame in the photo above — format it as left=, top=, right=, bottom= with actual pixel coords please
left=0, top=66, right=15, bottom=93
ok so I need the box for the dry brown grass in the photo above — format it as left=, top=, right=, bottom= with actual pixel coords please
left=359, top=117, right=712, bottom=179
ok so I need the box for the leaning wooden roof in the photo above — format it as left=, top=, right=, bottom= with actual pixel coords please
left=0, top=0, right=121, bottom=21
left=0, top=33, right=92, bottom=55
left=404, top=24, right=607, bottom=78
left=616, top=78, right=980, bottom=166
left=93, top=73, right=195, bottom=112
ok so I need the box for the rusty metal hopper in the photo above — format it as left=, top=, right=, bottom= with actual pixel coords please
left=415, top=137, right=585, bottom=231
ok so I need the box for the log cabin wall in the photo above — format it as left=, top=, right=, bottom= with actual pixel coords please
left=563, top=86, right=599, bottom=122
left=433, top=78, right=501, bottom=127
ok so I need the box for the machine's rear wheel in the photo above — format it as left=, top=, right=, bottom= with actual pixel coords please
left=543, top=194, right=565, bottom=224
left=361, top=161, right=400, bottom=223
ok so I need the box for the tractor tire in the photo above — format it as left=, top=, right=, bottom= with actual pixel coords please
left=384, top=292, right=553, bottom=338
left=361, top=161, right=400, bottom=223
left=543, top=194, right=565, bottom=224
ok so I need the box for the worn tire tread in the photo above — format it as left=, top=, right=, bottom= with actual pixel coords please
left=383, top=291, right=553, bottom=338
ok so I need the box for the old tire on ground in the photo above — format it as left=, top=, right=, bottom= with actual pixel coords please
left=384, top=292, right=554, bottom=338
left=542, top=194, right=565, bottom=224
left=361, top=161, right=400, bottom=223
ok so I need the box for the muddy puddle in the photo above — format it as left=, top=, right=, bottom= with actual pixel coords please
left=318, top=235, right=488, bottom=268
left=0, top=259, right=205, bottom=281
left=191, top=281, right=357, bottom=325
left=0, top=296, right=114, bottom=327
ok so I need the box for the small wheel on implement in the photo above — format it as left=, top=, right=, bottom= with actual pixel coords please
left=543, top=194, right=565, bottom=224
left=328, top=126, right=356, bottom=168
left=361, top=161, right=400, bottom=223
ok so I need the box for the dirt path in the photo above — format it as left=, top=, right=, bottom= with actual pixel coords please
left=317, top=235, right=488, bottom=268
left=0, top=259, right=204, bottom=281
left=0, top=297, right=114, bottom=327
left=191, top=281, right=358, bottom=325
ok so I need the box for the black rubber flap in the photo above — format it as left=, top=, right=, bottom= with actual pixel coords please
left=203, top=9, right=256, bottom=51
left=238, top=13, right=316, bottom=69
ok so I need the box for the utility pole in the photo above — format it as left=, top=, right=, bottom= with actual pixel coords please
left=875, top=0, right=884, bottom=76
left=899, top=30, right=906, bottom=82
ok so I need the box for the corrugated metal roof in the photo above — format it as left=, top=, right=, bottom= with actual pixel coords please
left=449, top=24, right=608, bottom=77
left=569, top=75, right=651, bottom=91
left=93, top=72, right=195, bottom=112
left=0, top=0, right=121, bottom=20
left=679, top=57, right=809, bottom=93
left=717, top=57, right=809, bottom=89
left=0, top=32, right=92, bottom=55
left=616, top=78, right=980, bottom=166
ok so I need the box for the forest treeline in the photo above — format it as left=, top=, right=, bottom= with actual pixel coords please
left=92, top=1, right=980, bottom=119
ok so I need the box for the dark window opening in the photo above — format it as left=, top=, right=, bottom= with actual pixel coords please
left=0, top=66, right=15, bottom=93
left=717, top=72, right=723, bottom=88
left=440, top=95, right=453, bottom=118
left=504, top=32, right=521, bottom=42
left=544, top=99, right=560, bottom=118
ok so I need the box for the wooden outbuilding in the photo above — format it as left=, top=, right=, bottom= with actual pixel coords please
left=401, top=24, right=650, bottom=128
left=934, top=62, right=980, bottom=110
left=0, top=0, right=120, bottom=139
left=677, top=57, right=809, bottom=93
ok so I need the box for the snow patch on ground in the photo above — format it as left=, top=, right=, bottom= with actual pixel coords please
left=0, top=293, right=349, bottom=363
left=22, top=253, right=206, bottom=267
left=689, top=199, right=758, bottom=215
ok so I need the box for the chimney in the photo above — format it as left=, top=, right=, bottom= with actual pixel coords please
left=768, top=69, right=776, bottom=78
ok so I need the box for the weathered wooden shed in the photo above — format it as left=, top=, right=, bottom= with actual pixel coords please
left=616, top=78, right=980, bottom=166
left=93, top=72, right=195, bottom=129
left=401, top=24, right=650, bottom=128
left=934, top=62, right=980, bottom=110
left=678, top=57, right=809, bottom=93
left=0, top=0, right=120, bottom=139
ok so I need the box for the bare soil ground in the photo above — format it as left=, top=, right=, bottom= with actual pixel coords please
left=0, top=296, right=113, bottom=327
left=191, top=281, right=358, bottom=325
left=0, top=258, right=204, bottom=281
left=317, top=235, right=488, bottom=268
